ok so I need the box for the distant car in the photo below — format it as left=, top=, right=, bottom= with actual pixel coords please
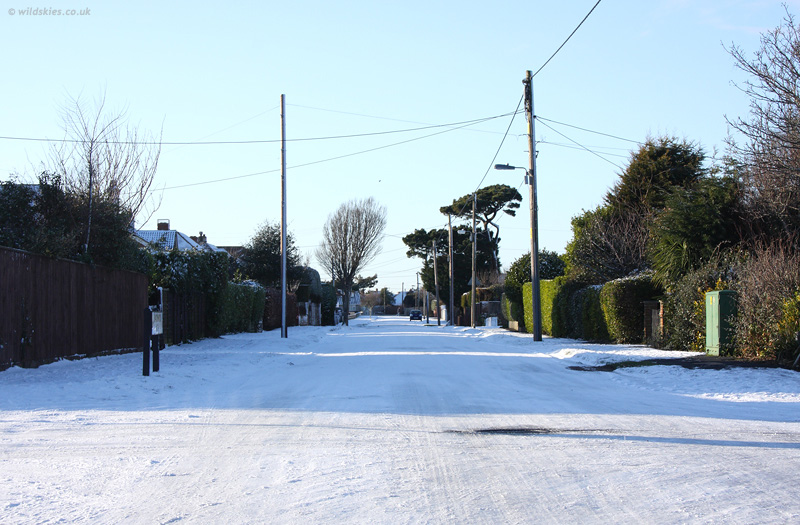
left=409, top=309, right=423, bottom=320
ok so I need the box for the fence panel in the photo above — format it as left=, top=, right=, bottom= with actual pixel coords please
left=0, top=246, right=148, bottom=369
left=162, top=288, right=206, bottom=345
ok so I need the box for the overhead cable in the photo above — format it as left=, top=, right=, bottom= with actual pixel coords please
left=536, top=116, right=642, bottom=144
left=537, top=118, right=624, bottom=169
left=531, top=0, right=604, bottom=79
left=155, top=115, right=497, bottom=191
left=0, top=112, right=520, bottom=146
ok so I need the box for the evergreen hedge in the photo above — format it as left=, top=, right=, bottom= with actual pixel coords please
left=320, top=283, right=337, bottom=326
left=550, top=277, right=586, bottom=338
left=151, top=250, right=230, bottom=337
left=501, top=293, right=525, bottom=331
left=581, top=285, right=610, bottom=342
left=539, top=279, right=556, bottom=335
left=215, top=282, right=266, bottom=334
left=599, top=274, right=660, bottom=344
left=526, top=274, right=657, bottom=343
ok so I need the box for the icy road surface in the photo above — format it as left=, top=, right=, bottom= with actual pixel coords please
left=2, top=316, right=800, bottom=523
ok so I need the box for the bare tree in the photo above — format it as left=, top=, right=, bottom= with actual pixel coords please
left=726, top=9, right=800, bottom=239
left=50, top=92, right=162, bottom=251
left=316, top=197, right=387, bottom=325
left=360, top=290, right=382, bottom=317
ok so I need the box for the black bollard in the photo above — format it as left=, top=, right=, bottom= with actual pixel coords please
left=152, top=335, right=159, bottom=372
left=143, top=308, right=151, bottom=376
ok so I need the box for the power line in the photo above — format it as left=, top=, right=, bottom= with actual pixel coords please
left=537, top=115, right=642, bottom=144
left=474, top=96, right=525, bottom=193
left=536, top=118, right=624, bottom=169
left=539, top=140, right=631, bottom=158
left=532, top=0, right=604, bottom=79
left=446, top=95, right=525, bottom=222
left=288, top=112, right=519, bottom=142
left=155, top=115, right=497, bottom=191
left=0, top=111, right=520, bottom=146
left=289, top=103, right=445, bottom=125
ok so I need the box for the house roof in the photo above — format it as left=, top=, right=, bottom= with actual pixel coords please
left=134, top=230, right=227, bottom=253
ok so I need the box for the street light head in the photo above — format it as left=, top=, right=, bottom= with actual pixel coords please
left=494, top=163, right=516, bottom=171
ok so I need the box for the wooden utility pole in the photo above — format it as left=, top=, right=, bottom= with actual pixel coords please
left=433, top=239, right=441, bottom=326
left=471, top=192, right=476, bottom=328
left=448, top=214, right=455, bottom=326
left=524, top=71, right=542, bottom=341
left=280, top=94, right=288, bottom=338
left=416, top=273, right=420, bottom=310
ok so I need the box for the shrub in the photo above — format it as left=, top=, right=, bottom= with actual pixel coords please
left=550, top=277, right=586, bottom=338
left=523, top=277, right=577, bottom=337
left=479, top=284, right=504, bottom=302
left=502, top=293, right=525, bottom=331
left=776, top=293, right=800, bottom=364
left=151, top=250, right=230, bottom=337
left=581, top=285, right=610, bottom=342
left=733, top=243, right=800, bottom=362
left=215, top=281, right=266, bottom=334
left=662, top=255, right=736, bottom=352
left=505, top=252, right=531, bottom=305
left=539, top=279, right=556, bottom=335
left=262, top=288, right=298, bottom=330
left=599, top=274, right=660, bottom=344
left=320, top=283, right=337, bottom=326
left=297, top=267, right=323, bottom=303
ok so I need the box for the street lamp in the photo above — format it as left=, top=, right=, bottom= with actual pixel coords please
left=495, top=162, right=542, bottom=341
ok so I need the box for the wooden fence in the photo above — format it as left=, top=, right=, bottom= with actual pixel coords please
left=263, top=288, right=298, bottom=330
left=0, top=246, right=149, bottom=369
left=161, top=288, right=206, bottom=345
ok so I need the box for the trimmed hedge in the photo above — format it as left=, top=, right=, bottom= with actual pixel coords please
left=214, top=282, right=266, bottom=334
left=551, top=277, right=586, bottom=338
left=522, top=281, right=534, bottom=335
left=581, top=285, right=609, bottom=342
left=599, top=274, right=660, bottom=344
left=539, top=279, right=556, bottom=335
left=501, top=293, right=525, bottom=331
left=526, top=274, right=658, bottom=343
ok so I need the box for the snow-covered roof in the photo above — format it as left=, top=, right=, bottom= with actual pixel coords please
left=134, top=230, right=227, bottom=253
left=136, top=230, right=201, bottom=251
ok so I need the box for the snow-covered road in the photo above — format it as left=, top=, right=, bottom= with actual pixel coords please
left=2, top=316, right=800, bottom=523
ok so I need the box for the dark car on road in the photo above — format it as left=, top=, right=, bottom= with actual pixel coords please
left=409, top=309, right=423, bottom=321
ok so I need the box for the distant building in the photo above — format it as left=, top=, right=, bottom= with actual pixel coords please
left=134, top=219, right=227, bottom=253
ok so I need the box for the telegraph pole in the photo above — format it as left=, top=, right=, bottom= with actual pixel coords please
left=433, top=239, right=441, bottom=326
left=471, top=192, right=477, bottom=328
left=448, top=214, right=455, bottom=326
left=416, top=272, right=420, bottom=310
left=524, top=71, right=542, bottom=341
left=280, top=94, right=288, bottom=338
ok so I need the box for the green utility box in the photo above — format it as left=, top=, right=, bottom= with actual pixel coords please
left=705, top=290, right=737, bottom=356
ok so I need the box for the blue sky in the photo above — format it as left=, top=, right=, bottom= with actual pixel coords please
left=2, top=1, right=798, bottom=293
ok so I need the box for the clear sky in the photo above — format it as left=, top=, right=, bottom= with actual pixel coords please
left=2, top=0, right=798, bottom=293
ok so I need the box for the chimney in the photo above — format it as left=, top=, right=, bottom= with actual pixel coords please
left=191, top=232, right=207, bottom=244
left=157, top=219, right=170, bottom=231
